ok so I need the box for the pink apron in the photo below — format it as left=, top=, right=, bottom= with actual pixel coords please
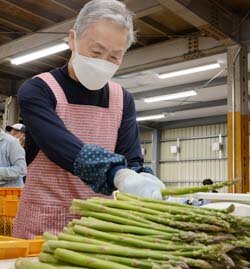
left=13, top=72, right=123, bottom=239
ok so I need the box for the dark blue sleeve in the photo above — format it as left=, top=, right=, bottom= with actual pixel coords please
left=18, top=78, right=83, bottom=173
left=18, top=78, right=126, bottom=194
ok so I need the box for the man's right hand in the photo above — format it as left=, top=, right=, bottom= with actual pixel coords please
left=113, top=168, right=165, bottom=200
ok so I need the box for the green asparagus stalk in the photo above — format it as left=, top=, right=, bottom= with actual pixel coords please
left=129, top=210, right=225, bottom=232
left=116, top=192, right=234, bottom=214
left=39, top=252, right=60, bottom=264
left=111, top=194, right=233, bottom=221
left=160, top=180, right=237, bottom=196
left=43, top=232, right=58, bottom=241
left=72, top=224, right=201, bottom=251
left=54, top=248, right=136, bottom=269
left=74, top=199, right=159, bottom=215
left=85, top=254, right=161, bottom=269
left=71, top=200, right=152, bottom=225
left=145, top=258, right=211, bottom=269
left=42, top=243, right=55, bottom=254
left=73, top=217, right=169, bottom=235
left=76, top=210, right=178, bottom=234
left=48, top=240, right=190, bottom=260
left=15, top=259, right=57, bottom=269
left=57, top=232, right=114, bottom=246
left=63, top=227, right=75, bottom=235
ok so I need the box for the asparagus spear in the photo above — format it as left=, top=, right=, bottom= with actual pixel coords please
left=72, top=224, right=201, bottom=251
left=116, top=192, right=234, bottom=214
left=54, top=248, right=135, bottom=269
left=77, top=210, right=177, bottom=233
left=73, top=217, right=169, bottom=235
left=15, top=259, right=57, bottom=269
left=160, top=180, right=237, bottom=196
left=58, top=232, right=114, bottom=246
left=129, top=210, right=225, bottom=232
left=85, top=254, right=161, bottom=269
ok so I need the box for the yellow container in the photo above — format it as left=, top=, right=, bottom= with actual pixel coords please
left=0, top=236, right=29, bottom=259
left=0, top=188, right=22, bottom=236
left=0, top=236, right=44, bottom=259
left=27, top=236, right=44, bottom=257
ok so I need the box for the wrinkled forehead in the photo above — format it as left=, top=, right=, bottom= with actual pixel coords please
left=77, top=20, right=129, bottom=51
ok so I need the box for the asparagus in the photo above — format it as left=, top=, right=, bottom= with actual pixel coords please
left=85, top=254, right=161, bottom=269
left=71, top=200, right=153, bottom=225
left=39, top=252, right=60, bottom=264
left=43, top=232, right=58, bottom=241
left=73, top=199, right=160, bottom=215
left=73, top=217, right=169, bottom=235
left=77, top=210, right=178, bottom=233
left=72, top=224, right=201, bottom=251
left=57, top=232, right=114, bottom=246
left=17, top=194, right=250, bottom=269
left=116, top=192, right=235, bottom=214
left=116, top=192, right=235, bottom=218
left=48, top=240, right=201, bottom=260
left=129, top=210, right=225, bottom=232
left=54, top=248, right=136, bottom=269
left=42, top=243, right=55, bottom=254
left=15, top=259, right=58, bottom=269
left=39, top=253, right=86, bottom=268
left=160, top=180, right=237, bottom=196
left=146, top=258, right=212, bottom=269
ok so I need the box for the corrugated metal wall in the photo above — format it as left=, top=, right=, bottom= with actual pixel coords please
left=140, top=130, right=152, bottom=164
left=140, top=123, right=228, bottom=188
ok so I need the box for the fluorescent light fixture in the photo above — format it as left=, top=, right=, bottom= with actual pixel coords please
left=137, top=114, right=165, bottom=122
left=144, top=90, right=197, bottom=103
left=158, top=63, right=221, bottom=79
left=10, top=43, right=69, bottom=65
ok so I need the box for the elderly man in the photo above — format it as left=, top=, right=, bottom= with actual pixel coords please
left=14, top=0, right=165, bottom=239
left=0, top=129, right=26, bottom=187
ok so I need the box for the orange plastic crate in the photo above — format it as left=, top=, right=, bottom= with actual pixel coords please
left=0, top=236, right=29, bottom=259
left=0, top=188, right=22, bottom=236
left=27, top=236, right=44, bottom=257
left=0, top=236, right=44, bottom=259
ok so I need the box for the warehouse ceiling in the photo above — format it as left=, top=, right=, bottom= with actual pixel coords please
left=0, top=0, right=250, bottom=127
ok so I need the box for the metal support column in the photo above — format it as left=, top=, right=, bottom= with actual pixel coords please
left=2, top=96, right=20, bottom=130
left=152, top=129, right=160, bottom=177
left=227, top=45, right=249, bottom=193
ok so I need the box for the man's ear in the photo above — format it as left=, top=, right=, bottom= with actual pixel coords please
left=68, top=30, right=75, bottom=51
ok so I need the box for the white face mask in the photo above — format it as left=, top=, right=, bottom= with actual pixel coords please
left=72, top=32, right=119, bottom=90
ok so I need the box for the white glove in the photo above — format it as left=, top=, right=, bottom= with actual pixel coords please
left=114, top=169, right=165, bottom=200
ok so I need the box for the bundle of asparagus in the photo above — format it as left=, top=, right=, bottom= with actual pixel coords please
left=15, top=191, right=250, bottom=269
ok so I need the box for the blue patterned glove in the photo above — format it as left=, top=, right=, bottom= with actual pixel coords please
left=73, top=144, right=126, bottom=195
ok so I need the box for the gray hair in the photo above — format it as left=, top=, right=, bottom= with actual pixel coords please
left=73, top=0, right=135, bottom=48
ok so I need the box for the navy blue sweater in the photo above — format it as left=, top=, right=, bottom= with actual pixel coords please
left=18, top=63, right=149, bottom=195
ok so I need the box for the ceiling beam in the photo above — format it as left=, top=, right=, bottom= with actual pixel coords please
left=125, top=0, right=161, bottom=17
left=0, top=0, right=54, bottom=24
left=0, top=0, right=162, bottom=64
left=157, top=0, right=238, bottom=43
left=138, top=16, right=174, bottom=38
left=0, top=17, right=33, bottom=33
left=137, top=99, right=227, bottom=117
left=0, top=18, right=75, bottom=64
left=47, top=0, right=78, bottom=14
left=118, top=36, right=225, bottom=75
left=135, top=4, right=163, bottom=18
